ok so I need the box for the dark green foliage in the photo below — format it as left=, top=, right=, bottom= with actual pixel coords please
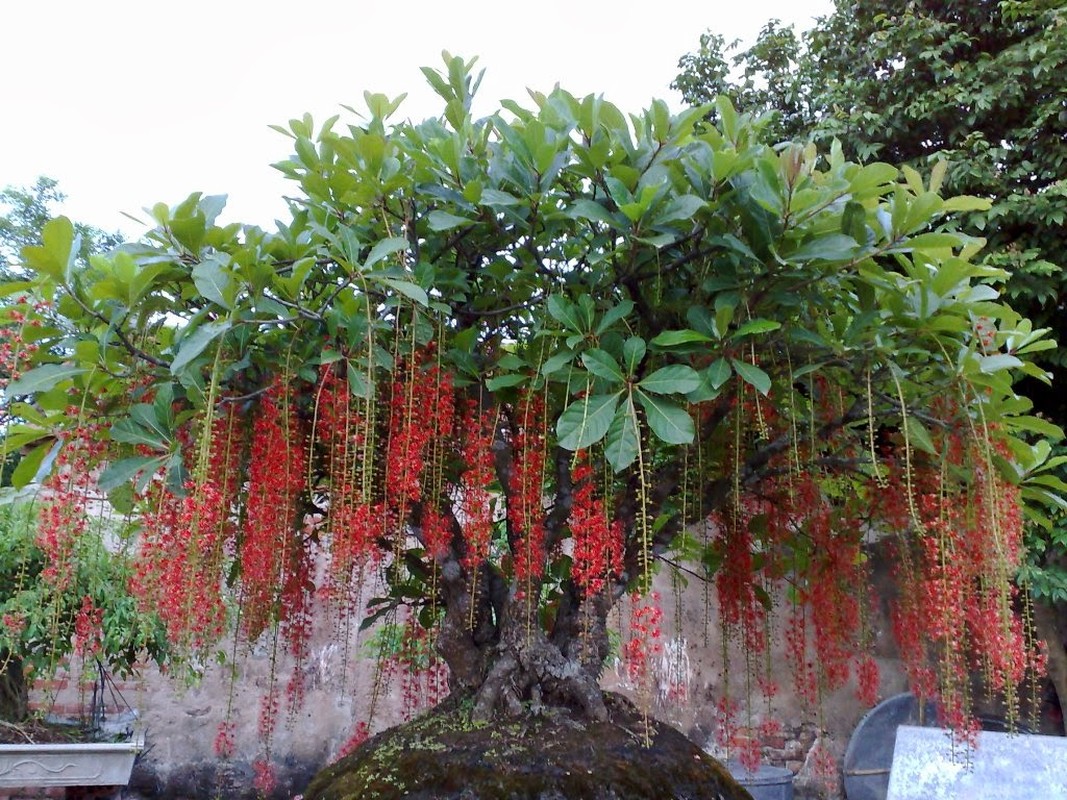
left=673, top=0, right=1067, bottom=597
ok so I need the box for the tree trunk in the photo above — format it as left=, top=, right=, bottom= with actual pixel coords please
left=1033, top=598, right=1067, bottom=734
left=434, top=550, right=612, bottom=723
left=0, top=656, right=28, bottom=723
left=470, top=612, right=607, bottom=722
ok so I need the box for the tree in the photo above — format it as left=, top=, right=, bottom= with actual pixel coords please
left=3, top=54, right=1058, bottom=792
left=0, top=176, right=123, bottom=276
left=0, top=503, right=170, bottom=726
left=674, top=0, right=1067, bottom=732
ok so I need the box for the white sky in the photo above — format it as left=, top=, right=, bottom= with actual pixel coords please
left=2, top=0, right=831, bottom=236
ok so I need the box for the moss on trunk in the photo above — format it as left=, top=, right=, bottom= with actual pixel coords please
left=305, top=693, right=752, bottom=800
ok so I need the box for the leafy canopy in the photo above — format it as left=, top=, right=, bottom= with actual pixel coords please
left=672, top=0, right=1067, bottom=600
left=1, top=53, right=1058, bottom=731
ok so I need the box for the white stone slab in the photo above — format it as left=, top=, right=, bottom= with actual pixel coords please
left=887, top=725, right=1067, bottom=800
left=0, top=733, right=143, bottom=787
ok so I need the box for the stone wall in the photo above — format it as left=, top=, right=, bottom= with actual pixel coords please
left=27, top=553, right=915, bottom=800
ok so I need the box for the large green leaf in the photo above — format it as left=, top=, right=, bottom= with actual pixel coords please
left=557, top=393, right=621, bottom=451
left=636, top=390, right=695, bottom=445
left=604, top=395, right=641, bottom=471
left=730, top=359, right=771, bottom=396
left=363, top=236, right=409, bottom=269
left=581, top=349, right=625, bottom=383
left=787, top=234, right=859, bottom=264
left=547, top=296, right=584, bottom=333
left=19, top=216, right=77, bottom=282
left=486, top=373, right=528, bottom=391
left=426, top=211, right=473, bottom=232
left=6, top=364, right=88, bottom=397
left=731, top=319, right=781, bottom=339
left=638, top=365, right=702, bottom=395
left=98, top=455, right=168, bottom=492
left=650, top=329, right=714, bottom=347
left=11, top=439, right=60, bottom=488
left=706, top=359, right=732, bottom=390
left=170, top=320, right=230, bottom=375
left=376, top=277, right=429, bottom=307
left=567, top=198, right=619, bottom=227
left=192, top=256, right=236, bottom=309
left=110, top=418, right=170, bottom=450
left=595, top=300, right=635, bottom=335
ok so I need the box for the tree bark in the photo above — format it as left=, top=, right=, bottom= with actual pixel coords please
left=1033, top=598, right=1067, bottom=734
left=472, top=610, right=607, bottom=722
left=0, top=656, right=28, bottom=723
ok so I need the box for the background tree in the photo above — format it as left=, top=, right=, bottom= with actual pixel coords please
left=0, top=176, right=123, bottom=277
left=3, top=55, right=1059, bottom=792
left=674, top=0, right=1067, bottom=732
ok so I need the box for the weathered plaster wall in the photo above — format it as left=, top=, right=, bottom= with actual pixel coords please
left=31, top=549, right=916, bottom=800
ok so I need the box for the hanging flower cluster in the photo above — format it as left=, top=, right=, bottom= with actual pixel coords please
left=240, top=379, right=308, bottom=641
left=132, top=406, right=242, bottom=649
left=314, top=365, right=375, bottom=585
left=568, top=454, right=623, bottom=596
left=37, top=421, right=107, bottom=593
left=458, top=398, right=497, bottom=569
left=0, top=297, right=47, bottom=397
left=508, top=391, right=547, bottom=588
left=876, top=430, right=1037, bottom=736
left=384, top=352, right=453, bottom=524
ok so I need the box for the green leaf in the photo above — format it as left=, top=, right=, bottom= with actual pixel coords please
left=903, top=416, right=938, bottom=456
left=480, top=189, right=520, bottom=207
left=622, top=337, right=646, bottom=375
left=98, top=455, right=167, bottom=492
left=978, top=354, right=1023, bottom=374
left=636, top=390, right=695, bottom=445
left=651, top=329, right=714, bottom=347
left=730, top=359, right=771, bottom=395
left=376, top=277, right=429, bottom=307
left=849, top=163, right=899, bottom=195
left=426, top=211, right=473, bottom=231
left=655, top=195, right=705, bottom=224
left=540, top=349, right=575, bottom=377
left=170, top=320, right=230, bottom=375
left=942, top=195, right=992, bottom=213
left=347, top=363, right=371, bottom=398
left=547, top=296, right=583, bottom=333
left=788, top=234, right=858, bottom=263
left=6, top=364, right=88, bottom=397
left=731, top=319, right=781, bottom=339
left=0, top=425, right=50, bottom=452
left=639, top=365, right=702, bottom=395
left=567, top=199, right=619, bottom=227
left=604, top=395, right=640, bottom=471
left=129, top=404, right=173, bottom=450
left=110, top=418, right=169, bottom=450
left=556, top=393, right=621, bottom=451
left=11, top=439, right=60, bottom=488
left=486, top=373, right=528, bottom=391
left=706, top=359, right=732, bottom=390
left=363, top=236, right=409, bottom=269
left=594, top=300, right=634, bottom=335
left=1007, top=415, right=1063, bottom=439
left=192, top=256, right=235, bottom=309
left=581, top=349, right=625, bottom=383
left=20, top=217, right=76, bottom=282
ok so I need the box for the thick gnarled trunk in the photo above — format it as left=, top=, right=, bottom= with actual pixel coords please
left=434, top=546, right=614, bottom=722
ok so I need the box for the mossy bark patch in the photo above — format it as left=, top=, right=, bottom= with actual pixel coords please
left=305, top=694, right=752, bottom=800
